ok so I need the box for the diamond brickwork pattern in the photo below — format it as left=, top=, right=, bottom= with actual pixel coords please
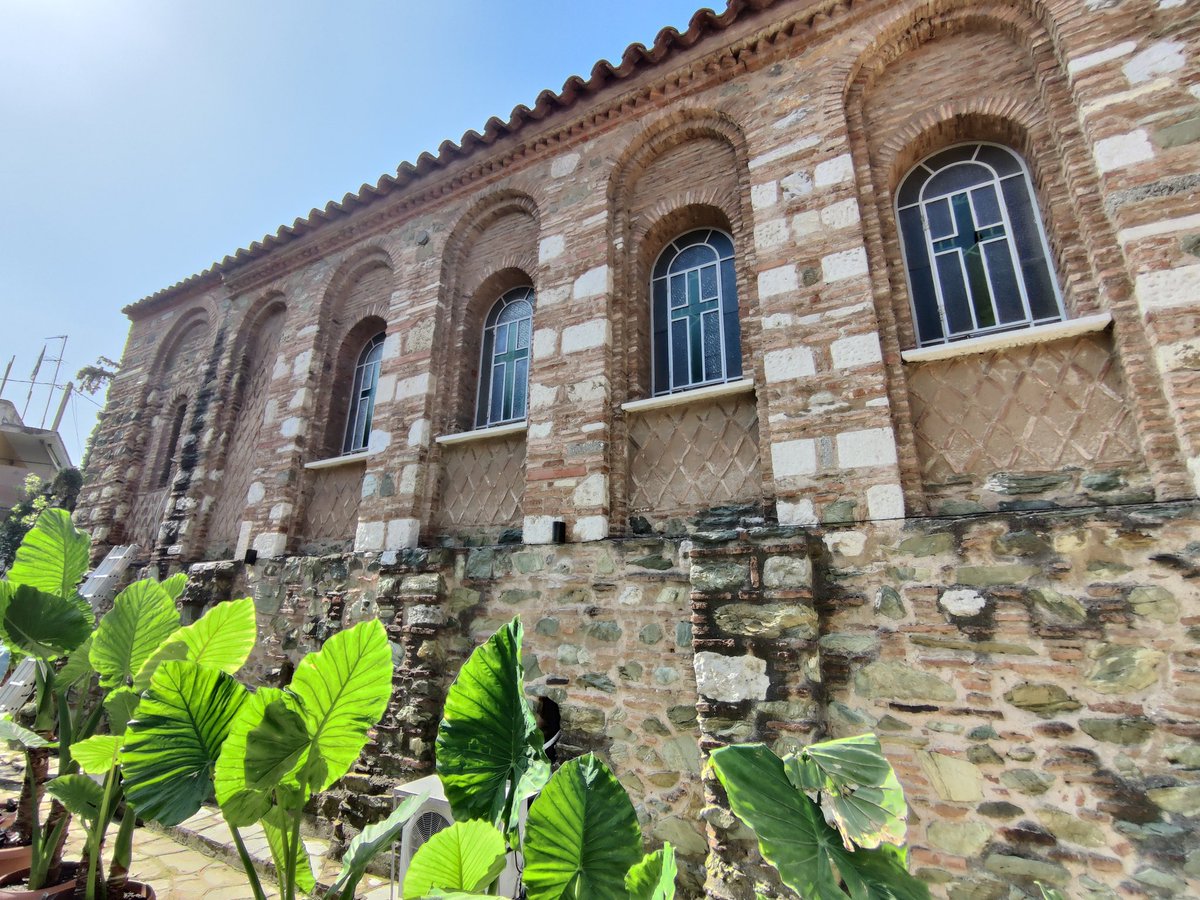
left=908, top=333, right=1145, bottom=485
left=299, top=462, right=364, bottom=551
left=128, top=487, right=169, bottom=552
left=628, top=392, right=761, bottom=516
left=436, top=435, right=525, bottom=530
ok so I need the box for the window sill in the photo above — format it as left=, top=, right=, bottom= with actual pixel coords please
left=304, top=450, right=371, bottom=471
left=622, top=378, right=755, bottom=414
left=901, top=313, right=1112, bottom=364
left=436, top=421, right=528, bottom=446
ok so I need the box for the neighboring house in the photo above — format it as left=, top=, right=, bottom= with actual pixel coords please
left=76, top=2, right=1199, bottom=897
left=0, top=399, right=71, bottom=518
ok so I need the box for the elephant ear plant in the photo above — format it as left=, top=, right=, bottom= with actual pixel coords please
left=708, top=735, right=929, bottom=899
left=401, top=618, right=678, bottom=900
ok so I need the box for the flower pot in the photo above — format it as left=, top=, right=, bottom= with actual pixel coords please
left=0, top=847, right=32, bottom=883
left=123, top=881, right=156, bottom=899
left=0, top=863, right=77, bottom=899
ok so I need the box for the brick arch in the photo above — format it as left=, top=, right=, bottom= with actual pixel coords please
left=147, top=305, right=216, bottom=384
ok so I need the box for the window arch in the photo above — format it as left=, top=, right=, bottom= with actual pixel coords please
left=341, top=332, right=385, bottom=454
left=476, top=287, right=534, bottom=428
left=157, top=400, right=188, bottom=488
left=896, top=143, right=1063, bottom=347
left=651, top=229, right=741, bottom=395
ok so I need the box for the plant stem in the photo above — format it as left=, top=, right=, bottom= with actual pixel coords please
left=286, top=809, right=303, bottom=900
left=86, top=765, right=120, bottom=900
left=227, top=821, right=269, bottom=900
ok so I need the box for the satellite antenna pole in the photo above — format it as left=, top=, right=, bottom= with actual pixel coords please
left=22, top=345, right=45, bottom=420
left=0, top=355, right=12, bottom=400
left=51, top=381, right=73, bottom=433
left=40, top=336, right=68, bottom=429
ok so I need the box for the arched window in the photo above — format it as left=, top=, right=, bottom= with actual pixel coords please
left=157, top=400, right=188, bottom=488
left=341, top=332, right=385, bottom=454
left=651, top=229, right=741, bottom=395
left=896, top=143, right=1063, bottom=347
left=476, top=287, right=535, bottom=428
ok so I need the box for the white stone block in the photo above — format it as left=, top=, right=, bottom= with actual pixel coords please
left=1124, top=40, right=1186, bottom=84
left=814, top=153, right=854, bottom=187
left=383, top=332, right=402, bottom=359
left=551, top=152, right=580, bottom=178
left=1067, top=40, right=1136, bottom=76
left=1094, top=130, right=1154, bottom=173
left=386, top=518, right=420, bottom=550
left=1135, top=265, right=1200, bottom=312
left=764, top=346, right=816, bottom=382
left=750, top=181, right=779, bottom=210
left=792, top=210, right=821, bottom=238
left=777, top=498, right=817, bottom=526
left=354, top=521, right=385, bottom=552
left=694, top=652, right=770, bottom=703
left=288, top=388, right=308, bottom=410
left=539, top=235, right=565, bottom=263
left=822, top=247, right=869, bottom=282
left=566, top=377, right=609, bottom=404
left=394, top=372, right=430, bottom=400
left=234, top=521, right=252, bottom=561
left=523, top=515, right=556, bottom=545
left=268, top=502, right=292, bottom=524
left=758, top=264, right=798, bottom=298
left=781, top=171, right=813, bottom=200
left=540, top=284, right=571, bottom=306
left=246, top=481, right=266, bottom=505
left=529, top=383, right=558, bottom=409
left=866, top=483, right=905, bottom=520
left=754, top=218, right=790, bottom=251
left=820, top=198, right=861, bottom=230
left=367, top=429, right=391, bottom=454
left=529, top=421, right=553, bottom=440
left=836, top=427, right=898, bottom=469
left=399, top=464, right=419, bottom=496
left=562, top=319, right=610, bottom=354
left=573, top=473, right=608, bottom=508
left=408, top=418, right=431, bottom=447
left=572, top=515, right=609, bottom=542
left=573, top=265, right=609, bottom=300
left=824, top=530, right=867, bottom=556
left=940, top=589, right=987, bottom=618
left=749, top=135, right=819, bottom=170
left=252, top=532, right=288, bottom=558
left=532, top=328, right=558, bottom=360
left=771, top=439, right=817, bottom=478
left=831, top=333, right=883, bottom=369
left=763, top=312, right=799, bottom=330
left=291, top=350, right=313, bottom=379
left=280, top=416, right=302, bottom=438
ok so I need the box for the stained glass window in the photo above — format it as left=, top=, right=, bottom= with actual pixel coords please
left=341, top=332, right=385, bottom=454
left=477, top=287, right=535, bottom=428
left=651, top=229, right=741, bottom=395
left=896, top=143, right=1063, bottom=347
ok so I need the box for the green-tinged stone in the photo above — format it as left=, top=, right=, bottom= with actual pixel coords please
left=876, top=585, right=907, bottom=619
left=655, top=585, right=688, bottom=606
left=1000, top=768, right=1054, bottom=795
left=595, top=553, right=616, bottom=576
left=642, top=717, right=669, bottom=736
left=1083, top=472, right=1124, bottom=492
left=524, top=654, right=542, bottom=681
left=876, top=714, right=912, bottom=732
left=818, top=632, right=878, bottom=655
left=660, top=736, right=701, bottom=776
left=856, top=661, right=956, bottom=702
left=535, top=617, right=560, bottom=637
left=1088, top=559, right=1132, bottom=577
left=983, top=854, right=1069, bottom=885
left=822, top=499, right=857, bottom=524
left=1030, top=588, right=1087, bottom=623
left=619, top=662, right=642, bottom=681
left=675, top=621, right=692, bottom=647
left=917, top=751, right=984, bottom=801
left=1134, top=867, right=1188, bottom=894
left=827, top=702, right=876, bottom=735
left=956, top=564, right=1039, bottom=587
left=464, top=548, right=494, bottom=579
left=562, top=706, right=605, bottom=732
left=1078, top=876, right=1121, bottom=900
left=928, top=721, right=964, bottom=734
left=630, top=555, right=673, bottom=571
left=556, top=644, right=582, bottom=665
left=1004, top=682, right=1082, bottom=717
left=968, top=724, right=999, bottom=741
left=500, top=588, right=539, bottom=605
left=1007, top=746, right=1035, bottom=762
left=653, top=667, right=679, bottom=685
left=1036, top=807, right=1105, bottom=847
left=448, top=586, right=480, bottom=612
left=978, top=801, right=1023, bottom=819
left=714, top=602, right=817, bottom=639
left=691, top=560, right=749, bottom=592
left=512, top=551, right=545, bottom=574
left=1186, top=849, right=1200, bottom=878
left=898, top=532, right=955, bottom=557
left=1086, top=644, right=1165, bottom=694
left=1128, top=586, right=1180, bottom=623
left=992, top=530, right=1051, bottom=556
left=1147, top=784, right=1200, bottom=815
left=579, top=673, right=615, bottom=693
left=1079, top=716, right=1155, bottom=745
left=639, top=623, right=664, bottom=645
left=927, top=821, right=991, bottom=857
left=967, top=744, right=1003, bottom=766
left=938, top=500, right=985, bottom=515
left=399, top=572, right=443, bottom=594
left=1166, top=743, right=1200, bottom=769
left=759, top=699, right=819, bottom=723
left=986, top=473, right=1069, bottom=495
left=913, top=868, right=954, bottom=885
left=667, top=705, right=697, bottom=728
left=761, top=555, right=812, bottom=589
left=910, top=635, right=1036, bottom=655
left=586, top=621, right=621, bottom=642
left=651, top=816, right=707, bottom=856
left=647, top=772, right=679, bottom=788
left=1154, top=115, right=1200, bottom=149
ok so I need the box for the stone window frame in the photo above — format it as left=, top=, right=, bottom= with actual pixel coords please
left=895, top=142, right=1065, bottom=349
left=475, top=286, right=535, bottom=429
left=341, top=331, right=386, bottom=455
left=650, top=228, right=742, bottom=397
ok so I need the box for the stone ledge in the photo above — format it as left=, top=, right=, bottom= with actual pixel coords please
left=901, top=313, right=1112, bottom=364
left=622, top=377, right=755, bottom=414
left=435, top=420, right=527, bottom=445
left=304, top=450, right=370, bottom=470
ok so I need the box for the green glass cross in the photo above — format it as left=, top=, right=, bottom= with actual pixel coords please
left=931, top=192, right=1006, bottom=329
left=495, top=322, right=528, bottom=421
left=672, top=267, right=720, bottom=384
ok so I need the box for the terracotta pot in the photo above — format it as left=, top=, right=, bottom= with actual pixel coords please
left=123, top=881, right=156, bottom=900
left=0, top=847, right=32, bottom=883
left=0, top=863, right=77, bottom=899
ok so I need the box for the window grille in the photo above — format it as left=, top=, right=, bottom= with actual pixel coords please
left=341, top=332, right=385, bottom=454
left=896, top=143, right=1064, bottom=347
left=651, top=229, right=742, bottom=395
left=476, top=287, right=535, bottom=428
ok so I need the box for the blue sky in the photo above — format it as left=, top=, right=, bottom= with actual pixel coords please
left=0, top=0, right=709, bottom=462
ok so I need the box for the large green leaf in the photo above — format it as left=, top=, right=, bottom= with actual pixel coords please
left=523, top=754, right=643, bottom=900
left=261, top=806, right=316, bottom=894
left=290, top=619, right=392, bottom=793
left=104, top=687, right=141, bottom=736
left=0, top=716, right=51, bottom=749
left=133, top=597, right=258, bottom=691
left=5, top=508, right=90, bottom=599
left=161, top=573, right=188, bottom=601
left=435, top=618, right=550, bottom=831
left=625, top=843, right=677, bottom=900
left=71, top=734, right=120, bottom=776
left=214, top=688, right=305, bottom=826
left=120, top=660, right=247, bottom=825
left=46, top=774, right=104, bottom=824
left=402, top=819, right=508, bottom=899
left=59, top=635, right=95, bottom=689
left=709, top=744, right=929, bottom=900
left=327, top=791, right=428, bottom=900
left=2, top=584, right=91, bottom=659
left=91, top=579, right=180, bottom=688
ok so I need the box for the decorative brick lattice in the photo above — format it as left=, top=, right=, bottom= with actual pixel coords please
left=436, top=435, right=525, bottom=529
left=128, top=487, right=169, bottom=551
left=627, top=393, right=761, bottom=516
left=908, top=334, right=1144, bottom=483
left=300, top=462, right=363, bottom=550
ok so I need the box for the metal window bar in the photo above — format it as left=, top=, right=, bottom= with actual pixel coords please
left=476, top=287, right=535, bottom=428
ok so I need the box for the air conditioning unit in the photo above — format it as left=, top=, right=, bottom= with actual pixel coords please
left=392, top=774, right=523, bottom=898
